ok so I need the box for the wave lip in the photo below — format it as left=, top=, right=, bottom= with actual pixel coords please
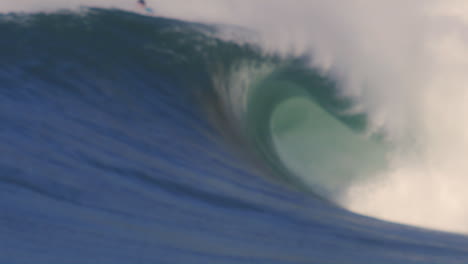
left=230, top=60, right=389, bottom=199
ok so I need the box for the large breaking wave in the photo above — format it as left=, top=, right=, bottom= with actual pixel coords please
left=2, top=7, right=468, bottom=263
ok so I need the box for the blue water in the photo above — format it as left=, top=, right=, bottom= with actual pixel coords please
left=1, top=8, right=468, bottom=263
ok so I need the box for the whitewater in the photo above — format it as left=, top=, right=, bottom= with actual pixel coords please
left=1, top=1, right=468, bottom=263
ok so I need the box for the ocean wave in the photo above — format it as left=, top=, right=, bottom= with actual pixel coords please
left=1, top=8, right=468, bottom=263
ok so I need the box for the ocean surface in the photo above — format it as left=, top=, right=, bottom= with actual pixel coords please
left=1, top=8, right=468, bottom=263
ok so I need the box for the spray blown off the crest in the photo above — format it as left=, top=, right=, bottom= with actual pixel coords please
left=163, top=0, right=468, bottom=233
left=152, top=0, right=468, bottom=233
left=3, top=0, right=468, bottom=234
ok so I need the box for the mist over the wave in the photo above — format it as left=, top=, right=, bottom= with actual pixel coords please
left=4, top=0, right=468, bottom=233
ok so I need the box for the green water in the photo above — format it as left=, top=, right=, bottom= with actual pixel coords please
left=243, top=63, right=389, bottom=197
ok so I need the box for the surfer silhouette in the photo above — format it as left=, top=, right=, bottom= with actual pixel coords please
left=137, top=0, right=153, bottom=13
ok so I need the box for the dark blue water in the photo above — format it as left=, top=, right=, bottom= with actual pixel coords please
left=1, top=8, right=468, bottom=263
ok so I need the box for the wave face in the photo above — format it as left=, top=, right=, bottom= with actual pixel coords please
left=1, top=8, right=468, bottom=263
